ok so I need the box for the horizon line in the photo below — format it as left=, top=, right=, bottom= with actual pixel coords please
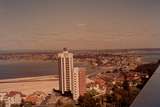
left=0, top=48, right=160, bottom=52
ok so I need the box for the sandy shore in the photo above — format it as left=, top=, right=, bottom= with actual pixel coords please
left=0, top=75, right=59, bottom=95
left=0, top=75, right=92, bottom=96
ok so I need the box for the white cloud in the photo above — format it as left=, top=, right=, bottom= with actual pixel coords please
left=76, top=23, right=87, bottom=27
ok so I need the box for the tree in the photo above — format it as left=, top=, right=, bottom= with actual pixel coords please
left=55, top=99, right=63, bottom=107
left=0, top=101, right=5, bottom=107
left=122, top=80, right=129, bottom=91
left=63, top=103, right=74, bottom=107
left=87, top=89, right=99, bottom=96
left=23, top=102, right=33, bottom=107
left=128, top=87, right=140, bottom=105
left=78, top=93, right=100, bottom=107
left=11, top=104, right=21, bottom=107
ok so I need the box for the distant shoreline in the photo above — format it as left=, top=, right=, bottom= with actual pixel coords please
left=0, top=48, right=160, bottom=53
left=0, top=75, right=59, bottom=83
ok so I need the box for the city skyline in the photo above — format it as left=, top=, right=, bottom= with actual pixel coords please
left=0, top=0, right=160, bottom=50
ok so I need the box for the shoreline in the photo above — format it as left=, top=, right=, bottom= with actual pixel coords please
left=0, top=75, right=92, bottom=95
left=0, top=75, right=59, bottom=95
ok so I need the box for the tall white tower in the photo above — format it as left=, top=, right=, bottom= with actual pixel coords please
left=58, top=48, right=73, bottom=94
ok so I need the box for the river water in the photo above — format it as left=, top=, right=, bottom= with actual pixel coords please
left=0, top=53, right=160, bottom=79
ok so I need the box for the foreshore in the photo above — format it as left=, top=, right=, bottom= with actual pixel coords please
left=0, top=75, right=59, bottom=95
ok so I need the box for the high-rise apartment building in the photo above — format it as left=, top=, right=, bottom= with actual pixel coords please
left=58, top=48, right=74, bottom=94
left=73, top=67, right=86, bottom=101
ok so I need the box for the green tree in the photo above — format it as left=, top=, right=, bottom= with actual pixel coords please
left=23, top=102, right=32, bottom=107
left=0, top=101, right=5, bottom=107
left=87, top=89, right=99, bottom=96
left=11, top=104, right=20, bottom=107
left=78, top=93, right=100, bottom=107
left=55, top=99, right=63, bottom=107
left=63, top=103, right=74, bottom=107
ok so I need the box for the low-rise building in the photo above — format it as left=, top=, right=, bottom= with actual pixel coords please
left=0, top=92, right=7, bottom=101
left=5, top=94, right=22, bottom=107
left=0, top=91, right=25, bottom=107
left=25, top=91, right=47, bottom=105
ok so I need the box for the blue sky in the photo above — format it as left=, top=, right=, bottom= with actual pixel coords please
left=0, top=0, right=160, bottom=50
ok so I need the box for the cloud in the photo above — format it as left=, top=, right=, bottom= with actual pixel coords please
left=76, top=23, right=87, bottom=27
left=34, top=32, right=60, bottom=36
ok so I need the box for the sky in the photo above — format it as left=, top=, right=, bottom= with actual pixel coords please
left=0, top=0, right=160, bottom=50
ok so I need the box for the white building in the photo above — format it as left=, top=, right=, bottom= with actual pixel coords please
left=58, top=48, right=74, bottom=94
left=5, top=94, right=22, bottom=107
left=0, top=92, right=23, bottom=107
left=0, top=92, right=7, bottom=101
